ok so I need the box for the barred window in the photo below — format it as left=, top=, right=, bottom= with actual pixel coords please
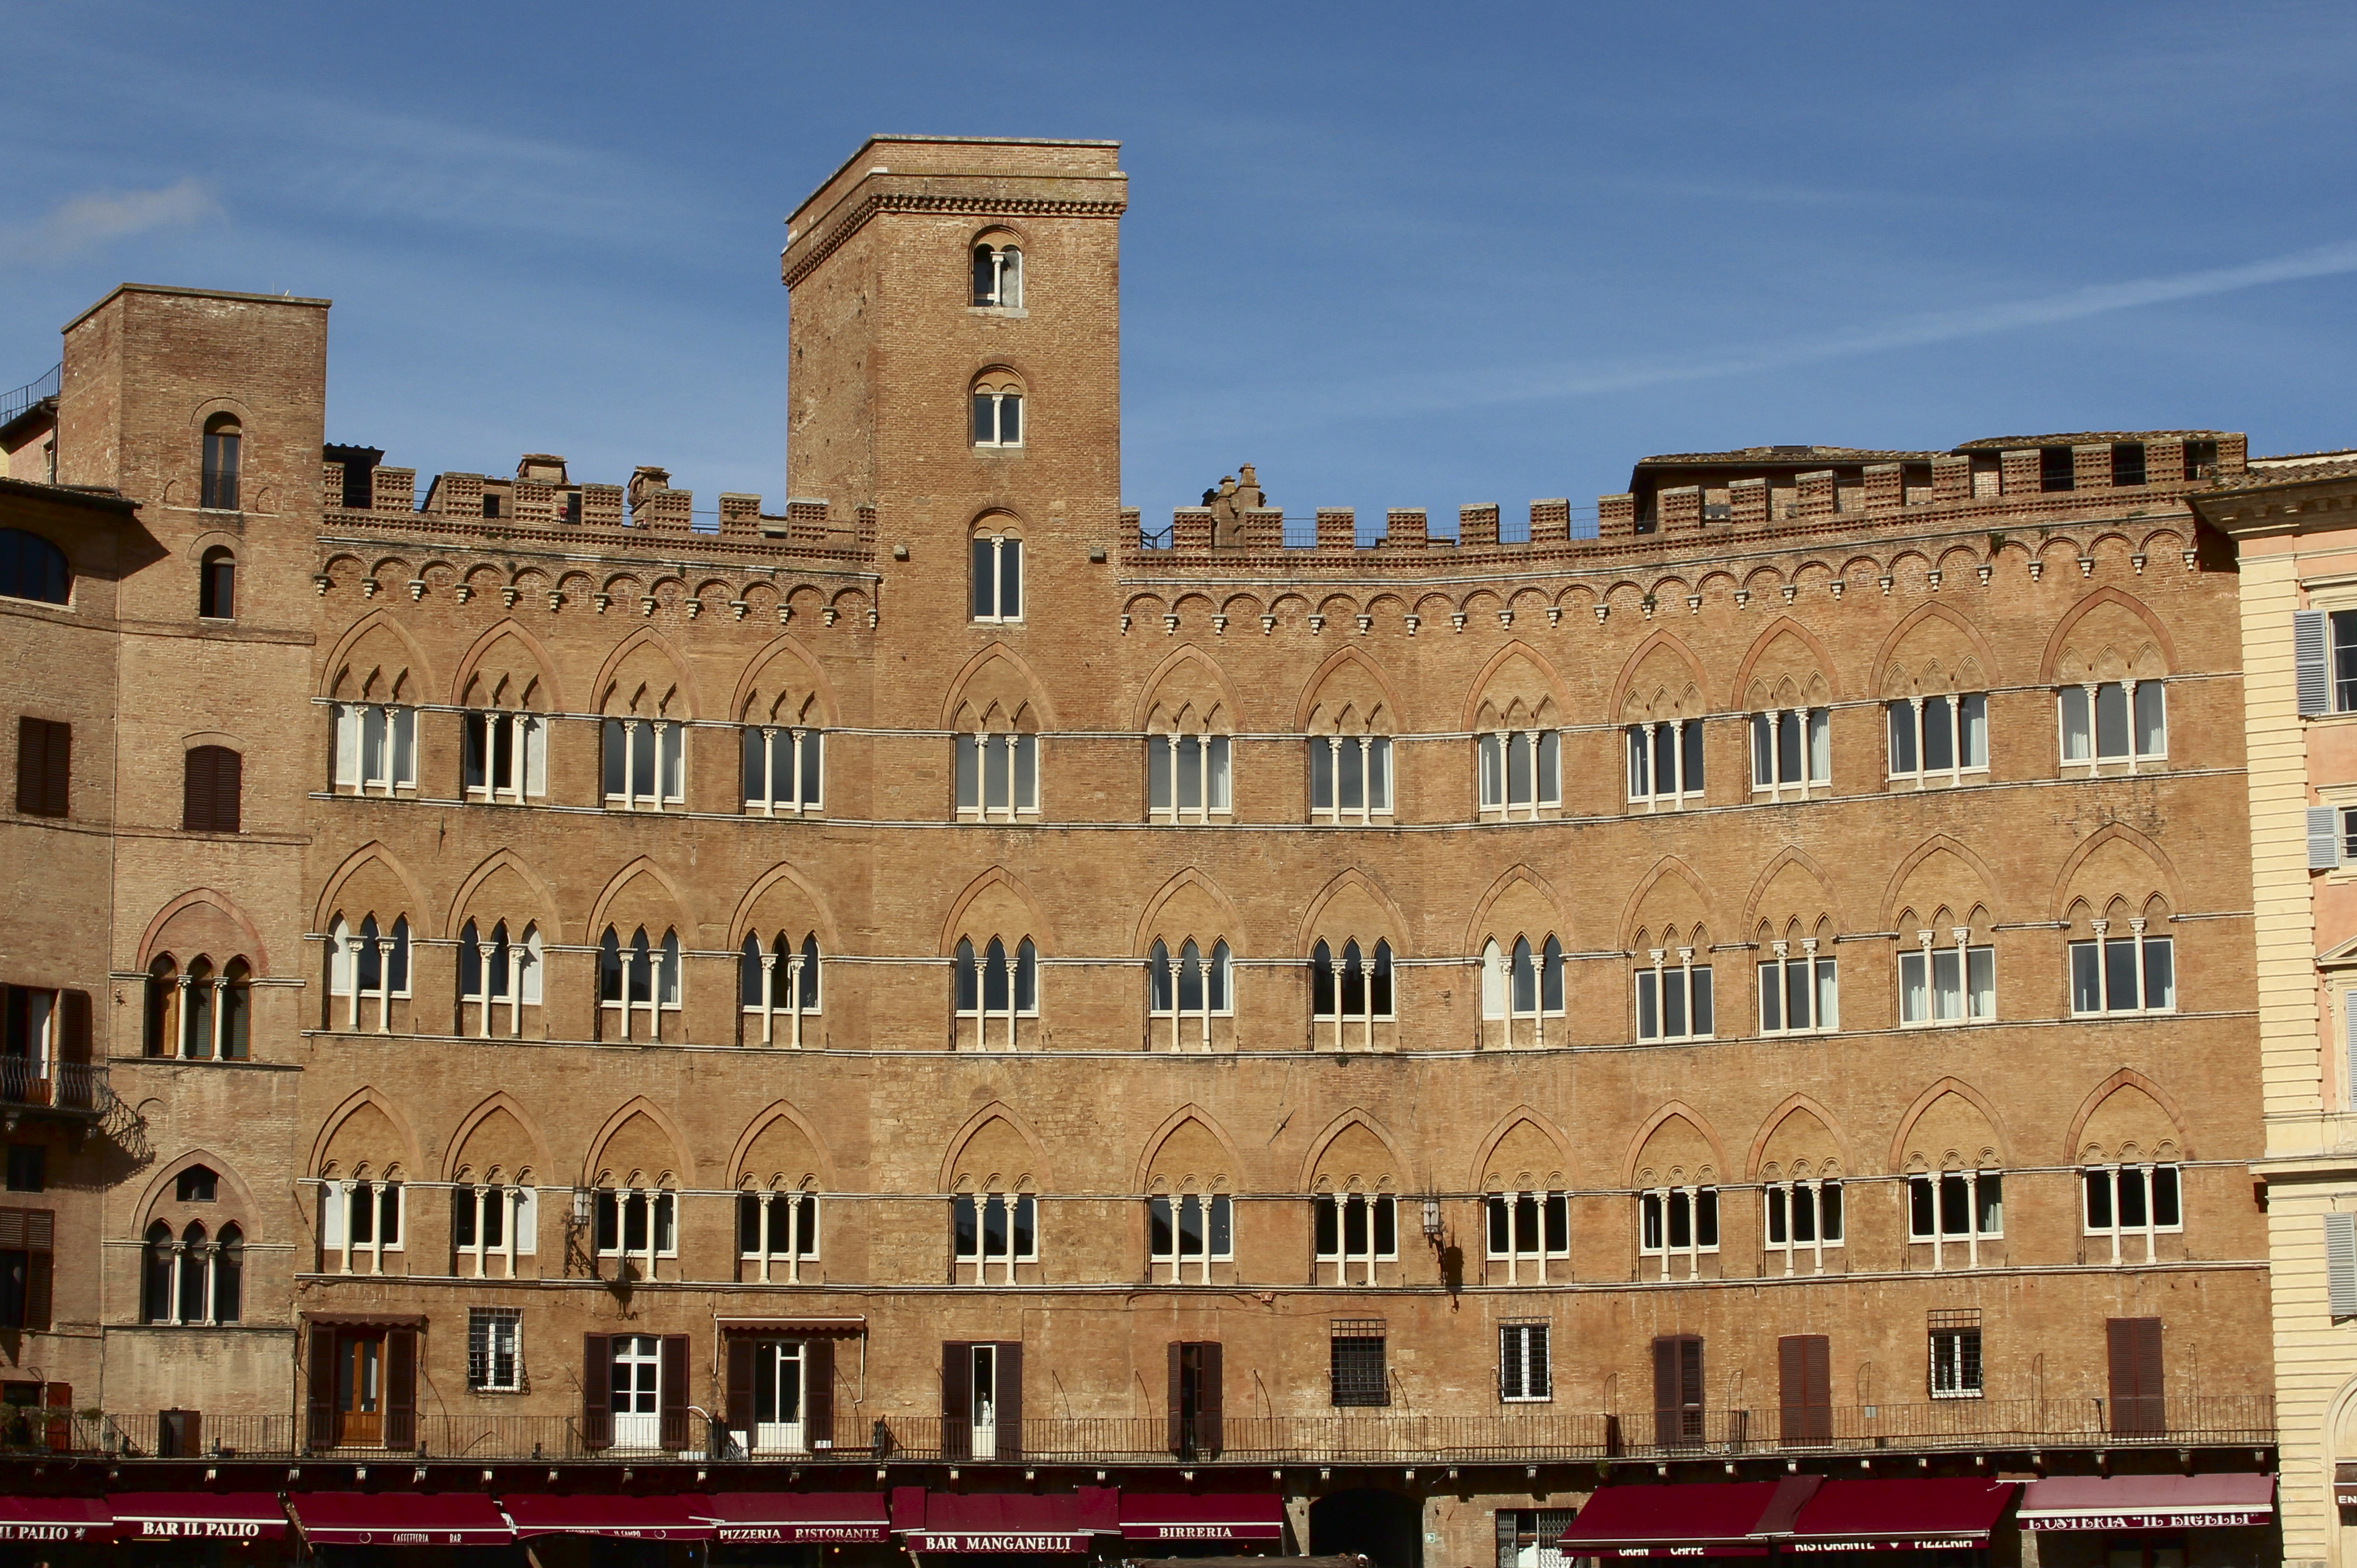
left=1928, top=1309, right=1981, bottom=1400
left=1329, top=1319, right=1388, bottom=1408
left=1499, top=1321, right=1550, bottom=1402
left=468, top=1306, right=521, bottom=1391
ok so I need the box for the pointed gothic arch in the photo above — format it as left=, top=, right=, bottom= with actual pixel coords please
left=1887, top=1077, right=2014, bottom=1173
left=591, top=626, right=702, bottom=719
left=449, top=617, right=566, bottom=712
left=1135, top=1104, right=1249, bottom=1192
left=440, top=1091, right=556, bottom=1183
left=1746, top=1094, right=1859, bottom=1179
left=1297, top=1108, right=1416, bottom=1194
left=2039, top=585, right=2180, bottom=682
left=939, top=1101, right=1053, bottom=1192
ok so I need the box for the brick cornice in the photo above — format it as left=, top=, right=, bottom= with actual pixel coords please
left=783, top=192, right=1127, bottom=289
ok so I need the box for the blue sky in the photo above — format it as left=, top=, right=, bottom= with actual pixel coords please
left=4, top=2, right=2355, bottom=528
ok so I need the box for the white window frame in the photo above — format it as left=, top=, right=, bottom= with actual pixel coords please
left=602, top=718, right=684, bottom=810
left=461, top=709, right=545, bottom=802
left=952, top=1191, right=1038, bottom=1283
left=454, top=1182, right=535, bottom=1278
left=1886, top=693, right=1988, bottom=785
left=1485, top=1191, right=1569, bottom=1285
left=2058, top=680, right=2167, bottom=770
left=742, top=724, right=822, bottom=815
left=331, top=702, right=417, bottom=796
left=1626, top=719, right=1703, bottom=810
left=325, top=1177, right=404, bottom=1276
left=1477, top=730, right=1562, bottom=820
left=1481, top=937, right=1567, bottom=1045
left=1928, top=1321, right=1983, bottom=1400
left=1148, top=1192, right=1233, bottom=1283
left=1635, top=948, right=1713, bottom=1042
left=1313, top=1192, right=1398, bottom=1285
left=1762, top=1179, right=1844, bottom=1275
left=2067, top=919, right=2175, bottom=1015
left=970, top=531, right=1023, bottom=620
left=1757, top=942, right=1837, bottom=1036
left=1908, top=1170, right=2003, bottom=1269
left=1638, top=1187, right=1719, bottom=1279
left=594, top=1187, right=678, bottom=1275
left=467, top=1306, right=523, bottom=1391
left=1749, top=707, right=1830, bottom=797
left=328, top=914, right=411, bottom=1033
left=738, top=1188, right=819, bottom=1284
left=2081, top=1163, right=2182, bottom=1263
left=459, top=919, right=542, bottom=1040
left=973, top=243, right=1023, bottom=309
left=955, top=732, right=1038, bottom=820
left=955, top=936, right=1038, bottom=1049
left=1148, top=733, right=1232, bottom=823
left=1309, top=736, right=1393, bottom=823
left=742, top=933, right=820, bottom=1049
left=971, top=390, right=1024, bottom=451
left=1499, top=1321, right=1552, bottom=1402
left=599, top=927, right=682, bottom=1042
left=1148, top=937, right=1232, bottom=1053
left=1899, top=928, right=1996, bottom=1026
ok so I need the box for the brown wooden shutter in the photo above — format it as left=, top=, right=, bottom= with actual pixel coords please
left=997, top=1341, right=1023, bottom=1459
left=726, top=1336, right=755, bottom=1438
left=57, top=991, right=89, bottom=1066
left=41, top=722, right=66, bottom=819
left=1199, top=1340, right=1224, bottom=1456
left=22, top=1250, right=50, bottom=1333
left=14, top=717, right=39, bottom=815
left=581, top=1333, right=611, bottom=1449
left=659, top=1334, right=690, bottom=1450
left=216, top=748, right=242, bottom=832
left=384, top=1326, right=417, bottom=1449
left=2107, top=1317, right=2164, bottom=1434
left=42, top=1382, right=70, bottom=1453
left=306, top=1326, right=337, bottom=1448
left=1778, top=1334, right=1830, bottom=1444
left=1652, top=1336, right=1678, bottom=1447
left=1166, top=1341, right=1186, bottom=1456
left=183, top=748, right=213, bottom=831
left=1653, top=1334, right=1703, bottom=1447
left=804, top=1338, right=835, bottom=1446
left=941, top=1341, right=971, bottom=1461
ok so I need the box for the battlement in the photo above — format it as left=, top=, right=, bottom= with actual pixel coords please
left=319, top=449, right=876, bottom=559
left=1128, top=433, right=2247, bottom=569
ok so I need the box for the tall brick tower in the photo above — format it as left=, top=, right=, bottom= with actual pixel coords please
left=782, top=136, right=1127, bottom=722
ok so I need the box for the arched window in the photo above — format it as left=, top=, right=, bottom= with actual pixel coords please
left=182, top=745, right=242, bottom=832
left=1764, top=1177, right=1844, bottom=1275
left=463, top=707, right=543, bottom=802
left=1313, top=1188, right=1397, bottom=1285
left=141, top=1207, right=242, bottom=1326
left=2067, top=898, right=2175, bottom=1016
left=1147, top=937, right=1232, bottom=1052
left=144, top=956, right=178, bottom=1057
left=0, top=530, right=69, bottom=606
left=952, top=1181, right=1038, bottom=1283
left=971, top=374, right=1024, bottom=451
left=2059, top=678, right=2166, bottom=770
left=335, top=701, right=419, bottom=797
left=453, top=1177, right=538, bottom=1279
left=1627, top=718, right=1704, bottom=809
left=1634, top=937, right=1713, bottom=1042
left=971, top=242, right=1022, bottom=308
left=175, top=1221, right=209, bottom=1324
left=1477, top=729, right=1562, bottom=819
left=2082, top=1161, right=2182, bottom=1263
left=969, top=521, right=1023, bottom=621
left=148, top=955, right=251, bottom=1060
left=742, top=721, right=822, bottom=815
left=198, top=547, right=237, bottom=619
left=200, top=415, right=241, bottom=511
left=1480, top=935, right=1566, bottom=1045
left=1308, top=733, right=1393, bottom=823
left=1148, top=1187, right=1232, bottom=1283
left=740, top=931, right=821, bottom=1046
left=182, top=958, right=215, bottom=1060
left=320, top=1173, right=407, bottom=1276
left=1485, top=1187, right=1570, bottom=1283
left=141, top=1220, right=173, bottom=1322
left=955, top=727, right=1038, bottom=819
left=954, top=936, right=1038, bottom=1049
left=1147, top=729, right=1232, bottom=823
left=599, top=926, right=682, bottom=1042
left=1310, top=939, right=1393, bottom=1048
left=738, top=1183, right=820, bottom=1284
left=176, top=1165, right=217, bottom=1202
left=212, top=1224, right=243, bottom=1322
left=328, top=913, right=411, bottom=1031
left=459, top=919, right=543, bottom=1040
left=603, top=717, right=684, bottom=809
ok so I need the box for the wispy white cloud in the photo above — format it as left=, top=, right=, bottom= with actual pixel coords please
left=2, top=177, right=220, bottom=262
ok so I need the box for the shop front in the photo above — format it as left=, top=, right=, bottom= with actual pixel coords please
left=894, top=1485, right=1120, bottom=1568
left=1558, top=1475, right=2019, bottom=1566
left=2015, top=1474, right=2275, bottom=1568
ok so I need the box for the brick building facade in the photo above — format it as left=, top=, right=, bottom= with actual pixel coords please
left=0, top=137, right=2290, bottom=1566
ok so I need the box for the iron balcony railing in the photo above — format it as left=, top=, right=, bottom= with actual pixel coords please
left=29, top=1395, right=2275, bottom=1467
left=0, top=1057, right=112, bottom=1116
left=0, top=363, right=59, bottom=429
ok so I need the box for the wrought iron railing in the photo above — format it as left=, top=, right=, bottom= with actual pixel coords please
left=0, top=363, right=59, bottom=428
left=37, top=1394, right=2273, bottom=1466
left=0, top=1057, right=111, bottom=1115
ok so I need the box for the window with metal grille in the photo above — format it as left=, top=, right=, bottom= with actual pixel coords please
left=1495, top=1509, right=1576, bottom=1568
left=468, top=1307, right=521, bottom=1391
left=1498, top=1321, right=1549, bottom=1402
left=1928, top=1310, right=1981, bottom=1399
left=1329, top=1319, right=1388, bottom=1407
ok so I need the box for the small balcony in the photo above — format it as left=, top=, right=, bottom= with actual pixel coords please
left=35, top=1395, right=2275, bottom=1468
left=0, top=1057, right=114, bottom=1121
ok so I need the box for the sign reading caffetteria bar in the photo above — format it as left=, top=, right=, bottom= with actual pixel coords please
left=908, top=1531, right=1095, bottom=1553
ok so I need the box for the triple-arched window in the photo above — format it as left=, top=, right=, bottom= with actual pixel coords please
left=1480, top=936, right=1566, bottom=1044
left=144, top=954, right=252, bottom=1060
left=955, top=936, right=1038, bottom=1049
left=599, top=926, right=682, bottom=1042
left=1311, top=939, right=1394, bottom=1046
left=141, top=1218, right=242, bottom=1325
left=1147, top=938, right=1232, bottom=1051
left=741, top=931, right=821, bottom=1047
left=327, top=914, right=412, bottom=1031
left=458, top=920, right=543, bottom=1039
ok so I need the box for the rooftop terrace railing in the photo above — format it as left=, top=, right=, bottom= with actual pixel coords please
left=0, top=363, right=59, bottom=428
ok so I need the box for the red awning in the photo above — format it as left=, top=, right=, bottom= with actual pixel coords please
left=110, top=1492, right=289, bottom=1543
left=290, top=1491, right=515, bottom=1547
left=0, top=1496, right=112, bottom=1544
left=502, top=1494, right=713, bottom=1541
left=696, top=1492, right=890, bottom=1544
left=1559, top=1481, right=1793, bottom=1558
left=903, top=1488, right=1121, bottom=1554
left=1120, top=1494, right=1288, bottom=1543
left=2018, top=1474, right=2274, bottom=1532
left=1777, top=1479, right=2018, bottom=1552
